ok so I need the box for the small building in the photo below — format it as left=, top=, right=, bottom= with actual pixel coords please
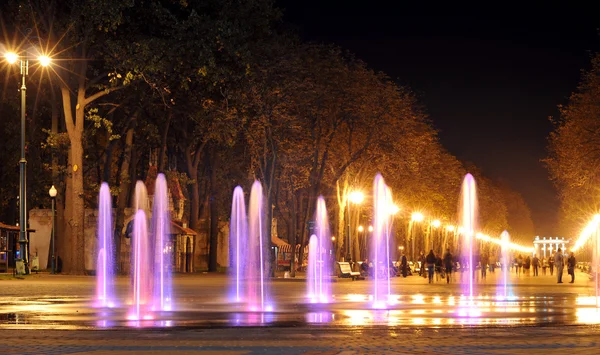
left=0, top=222, right=35, bottom=273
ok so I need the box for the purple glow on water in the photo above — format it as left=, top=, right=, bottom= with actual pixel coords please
left=96, top=182, right=115, bottom=308
left=460, top=174, right=477, bottom=300
left=229, top=186, right=247, bottom=303
left=130, top=210, right=152, bottom=320
left=152, top=174, right=173, bottom=311
left=307, top=196, right=332, bottom=303
left=371, top=174, right=393, bottom=309
left=247, top=181, right=271, bottom=311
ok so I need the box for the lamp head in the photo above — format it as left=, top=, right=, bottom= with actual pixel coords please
left=49, top=185, right=57, bottom=198
left=38, top=55, right=51, bottom=67
left=4, top=52, right=18, bottom=64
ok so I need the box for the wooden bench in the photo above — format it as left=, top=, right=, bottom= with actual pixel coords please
left=337, top=262, right=363, bottom=280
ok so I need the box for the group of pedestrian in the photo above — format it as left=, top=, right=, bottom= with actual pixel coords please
left=553, top=248, right=577, bottom=283
left=395, top=248, right=579, bottom=285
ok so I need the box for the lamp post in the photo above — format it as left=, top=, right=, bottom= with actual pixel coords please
left=347, top=191, right=364, bottom=266
left=4, top=48, right=51, bottom=275
left=410, top=212, right=424, bottom=262
left=49, top=185, right=57, bottom=274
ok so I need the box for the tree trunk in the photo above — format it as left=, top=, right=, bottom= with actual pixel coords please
left=68, top=133, right=85, bottom=274
left=113, top=125, right=135, bottom=273
left=208, top=146, right=219, bottom=272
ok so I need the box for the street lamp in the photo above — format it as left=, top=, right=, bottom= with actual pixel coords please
left=3, top=48, right=52, bottom=274
left=49, top=185, right=57, bottom=274
left=347, top=190, right=364, bottom=265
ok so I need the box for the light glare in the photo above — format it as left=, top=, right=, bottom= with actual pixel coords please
left=38, top=55, right=51, bottom=67
left=5, top=52, right=18, bottom=64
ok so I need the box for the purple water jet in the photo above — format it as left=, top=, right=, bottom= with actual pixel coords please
left=96, top=182, right=116, bottom=308
left=459, top=174, right=477, bottom=300
left=151, top=173, right=173, bottom=311
left=371, top=174, right=393, bottom=308
left=307, top=196, right=332, bottom=303
left=246, top=181, right=271, bottom=311
left=130, top=209, right=153, bottom=320
left=229, top=186, right=248, bottom=303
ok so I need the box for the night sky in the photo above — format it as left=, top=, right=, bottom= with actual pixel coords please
left=278, top=2, right=600, bottom=236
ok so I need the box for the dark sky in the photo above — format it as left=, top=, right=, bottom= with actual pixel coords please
left=277, top=2, right=600, bottom=236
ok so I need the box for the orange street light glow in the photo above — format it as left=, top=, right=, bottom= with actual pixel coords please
left=411, top=212, right=424, bottom=222
left=38, top=55, right=51, bottom=67
left=4, top=52, right=18, bottom=64
left=348, top=191, right=365, bottom=204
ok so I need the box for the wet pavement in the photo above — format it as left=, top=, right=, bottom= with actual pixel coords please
left=0, top=270, right=599, bottom=353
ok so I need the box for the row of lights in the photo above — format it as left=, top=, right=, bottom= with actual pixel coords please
left=411, top=210, right=534, bottom=253
left=571, top=214, right=600, bottom=252
left=349, top=190, right=534, bottom=253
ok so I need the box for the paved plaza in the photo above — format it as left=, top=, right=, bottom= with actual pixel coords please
left=0, top=269, right=599, bottom=354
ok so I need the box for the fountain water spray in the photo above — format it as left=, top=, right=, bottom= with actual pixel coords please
left=247, top=181, right=271, bottom=311
left=152, top=173, right=173, bottom=311
left=96, top=182, right=115, bottom=308
left=307, top=196, right=332, bottom=303
left=371, top=174, right=393, bottom=308
left=130, top=209, right=153, bottom=320
left=460, top=173, right=477, bottom=300
left=229, top=186, right=248, bottom=303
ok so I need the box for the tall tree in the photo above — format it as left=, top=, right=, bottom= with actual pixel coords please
left=546, top=53, right=600, bottom=234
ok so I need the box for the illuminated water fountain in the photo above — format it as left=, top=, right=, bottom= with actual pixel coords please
left=96, top=182, right=116, bottom=308
left=127, top=173, right=174, bottom=319
left=151, top=174, right=173, bottom=311
left=307, top=196, right=332, bottom=303
left=371, top=174, right=394, bottom=309
left=229, top=181, right=272, bottom=311
left=458, top=173, right=479, bottom=316
left=229, top=186, right=247, bottom=303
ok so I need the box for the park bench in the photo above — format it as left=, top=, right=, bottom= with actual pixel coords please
left=337, top=262, right=363, bottom=280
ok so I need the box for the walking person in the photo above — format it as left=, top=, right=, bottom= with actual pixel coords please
left=555, top=248, right=564, bottom=283
left=532, top=254, right=539, bottom=276
left=426, top=250, right=436, bottom=284
left=542, top=257, right=548, bottom=275
left=443, top=249, right=453, bottom=284
left=400, top=252, right=408, bottom=277
left=480, top=253, right=488, bottom=280
left=567, top=252, right=576, bottom=283
left=549, top=253, right=555, bottom=275
left=516, top=255, right=523, bottom=276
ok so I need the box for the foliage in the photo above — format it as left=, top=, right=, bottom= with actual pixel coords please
left=546, top=53, right=600, bottom=235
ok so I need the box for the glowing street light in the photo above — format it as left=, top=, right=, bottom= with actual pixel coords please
left=446, top=225, right=455, bottom=232
left=348, top=191, right=365, bottom=204
left=368, top=225, right=373, bottom=232
left=431, top=220, right=441, bottom=228
left=4, top=52, right=18, bottom=64
left=357, top=225, right=364, bottom=232
left=3, top=46, right=53, bottom=274
left=411, top=212, right=424, bottom=222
